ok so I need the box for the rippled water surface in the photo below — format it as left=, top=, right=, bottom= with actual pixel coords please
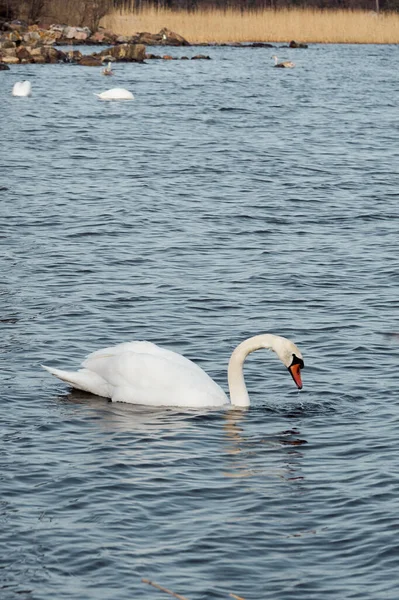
left=1, top=43, right=399, bottom=600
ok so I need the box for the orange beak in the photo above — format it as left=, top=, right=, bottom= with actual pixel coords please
left=289, top=363, right=303, bottom=389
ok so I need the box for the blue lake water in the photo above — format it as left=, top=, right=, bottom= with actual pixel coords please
left=1, top=42, right=399, bottom=600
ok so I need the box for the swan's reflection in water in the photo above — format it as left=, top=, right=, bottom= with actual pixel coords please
left=56, top=390, right=307, bottom=482
left=57, top=389, right=205, bottom=433
left=221, top=408, right=307, bottom=482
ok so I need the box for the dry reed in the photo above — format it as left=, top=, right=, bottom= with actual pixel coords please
left=100, top=7, right=399, bottom=44
left=142, top=578, right=190, bottom=600
left=141, top=578, right=247, bottom=600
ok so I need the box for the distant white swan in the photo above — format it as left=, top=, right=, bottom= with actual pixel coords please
left=102, top=61, right=114, bottom=76
left=12, top=81, right=32, bottom=96
left=94, top=88, right=134, bottom=101
left=42, top=334, right=304, bottom=408
left=272, top=55, right=295, bottom=68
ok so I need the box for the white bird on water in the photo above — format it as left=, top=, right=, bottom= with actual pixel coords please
left=94, top=88, right=134, bottom=101
left=12, top=81, right=32, bottom=96
left=272, top=55, right=295, bottom=68
left=102, top=61, right=114, bottom=76
left=42, top=334, right=304, bottom=408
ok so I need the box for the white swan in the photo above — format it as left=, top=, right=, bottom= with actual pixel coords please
left=94, top=88, right=134, bottom=101
left=42, top=334, right=304, bottom=408
left=272, top=55, right=295, bottom=69
left=102, top=61, right=114, bottom=76
left=12, top=81, right=32, bottom=97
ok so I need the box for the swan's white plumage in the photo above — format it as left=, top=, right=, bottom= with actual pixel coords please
left=102, top=61, right=114, bottom=75
left=12, top=81, right=32, bottom=97
left=42, top=364, right=111, bottom=397
left=44, top=341, right=227, bottom=408
left=95, top=88, right=134, bottom=100
left=272, top=55, right=295, bottom=68
left=43, top=334, right=304, bottom=408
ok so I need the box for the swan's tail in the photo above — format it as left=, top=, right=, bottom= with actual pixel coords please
left=42, top=365, right=110, bottom=397
left=42, top=365, right=89, bottom=390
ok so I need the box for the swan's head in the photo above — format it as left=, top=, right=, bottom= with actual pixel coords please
left=268, top=335, right=304, bottom=389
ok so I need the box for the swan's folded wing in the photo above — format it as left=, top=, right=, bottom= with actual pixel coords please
left=82, top=345, right=227, bottom=407
left=82, top=341, right=207, bottom=376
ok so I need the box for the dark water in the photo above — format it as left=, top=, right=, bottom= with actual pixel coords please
left=1, top=43, right=399, bottom=600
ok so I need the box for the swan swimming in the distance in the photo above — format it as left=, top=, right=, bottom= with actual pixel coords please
left=43, top=334, right=304, bottom=408
left=272, top=55, right=295, bottom=68
left=102, top=61, right=114, bottom=76
left=94, top=88, right=134, bottom=100
left=12, top=81, right=32, bottom=96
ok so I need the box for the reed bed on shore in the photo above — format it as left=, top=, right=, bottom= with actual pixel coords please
left=100, top=7, right=399, bottom=44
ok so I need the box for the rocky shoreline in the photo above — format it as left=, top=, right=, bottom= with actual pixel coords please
left=0, top=22, right=214, bottom=67
left=0, top=20, right=307, bottom=69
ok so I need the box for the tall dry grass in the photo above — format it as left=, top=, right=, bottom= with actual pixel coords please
left=100, top=7, right=399, bottom=44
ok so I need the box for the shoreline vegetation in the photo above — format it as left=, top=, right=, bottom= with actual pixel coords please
left=100, top=7, right=399, bottom=44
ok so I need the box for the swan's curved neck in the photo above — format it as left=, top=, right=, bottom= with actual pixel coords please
left=227, top=334, right=278, bottom=408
